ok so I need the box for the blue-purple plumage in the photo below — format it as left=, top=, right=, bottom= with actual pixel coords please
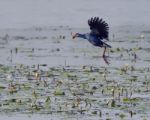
left=71, top=17, right=111, bottom=64
left=75, top=33, right=111, bottom=48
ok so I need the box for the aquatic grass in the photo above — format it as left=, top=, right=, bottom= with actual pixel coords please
left=0, top=26, right=150, bottom=119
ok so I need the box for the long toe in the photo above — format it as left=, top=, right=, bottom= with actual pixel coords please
left=103, top=55, right=110, bottom=65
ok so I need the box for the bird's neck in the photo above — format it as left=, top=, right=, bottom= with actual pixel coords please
left=76, top=33, right=86, bottom=39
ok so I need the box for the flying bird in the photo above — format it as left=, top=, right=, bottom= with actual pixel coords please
left=71, top=17, right=111, bottom=64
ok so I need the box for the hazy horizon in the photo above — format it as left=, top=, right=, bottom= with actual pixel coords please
left=0, top=0, right=150, bottom=29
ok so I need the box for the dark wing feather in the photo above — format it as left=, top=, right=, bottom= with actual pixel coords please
left=88, top=17, right=109, bottom=40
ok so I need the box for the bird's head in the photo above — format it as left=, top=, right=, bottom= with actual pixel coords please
left=71, top=32, right=78, bottom=39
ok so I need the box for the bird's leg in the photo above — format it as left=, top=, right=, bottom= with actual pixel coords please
left=102, top=46, right=107, bottom=57
left=102, top=47, right=110, bottom=65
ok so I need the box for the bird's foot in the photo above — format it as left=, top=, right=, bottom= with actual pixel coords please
left=102, top=55, right=110, bottom=65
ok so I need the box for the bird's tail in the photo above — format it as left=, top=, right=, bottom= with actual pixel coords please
left=102, top=41, right=111, bottom=48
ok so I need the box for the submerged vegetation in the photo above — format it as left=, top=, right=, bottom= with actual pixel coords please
left=0, top=26, right=150, bottom=119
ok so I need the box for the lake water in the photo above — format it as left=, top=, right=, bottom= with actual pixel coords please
left=0, top=0, right=150, bottom=29
left=0, top=0, right=150, bottom=120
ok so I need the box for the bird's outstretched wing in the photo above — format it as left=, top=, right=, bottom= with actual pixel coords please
left=88, top=17, right=109, bottom=40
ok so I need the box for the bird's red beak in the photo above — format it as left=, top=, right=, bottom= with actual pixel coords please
left=71, top=32, right=77, bottom=39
